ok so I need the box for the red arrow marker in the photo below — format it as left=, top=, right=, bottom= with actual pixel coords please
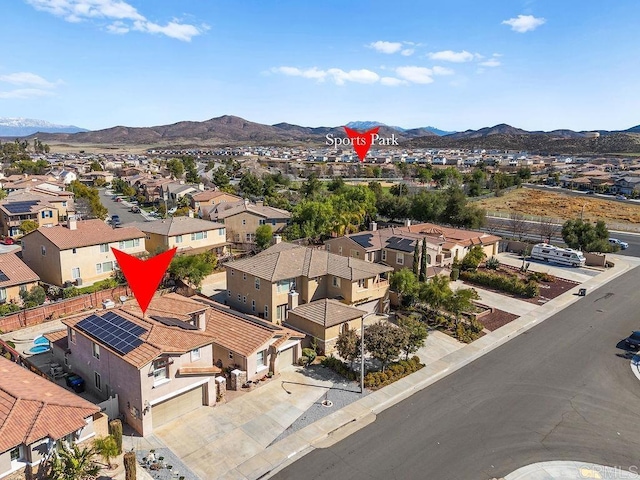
left=112, top=247, right=177, bottom=314
left=344, top=126, right=380, bottom=162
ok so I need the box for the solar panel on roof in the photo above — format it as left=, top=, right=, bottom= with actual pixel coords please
left=76, top=312, right=146, bottom=356
left=3, top=201, right=40, bottom=214
left=386, top=237, right=415, bottom=253
left=150, top=315, right=199, bottom=330
left=0, top=270, right=9, bottom=282
left=350, top=234, right=374, bottom=249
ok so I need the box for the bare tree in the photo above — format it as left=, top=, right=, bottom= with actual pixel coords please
left=538, top=216, right=561, bottom=243
left=508, top=212, right=529, bottom=240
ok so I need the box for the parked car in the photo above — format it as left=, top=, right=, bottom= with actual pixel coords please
left=616, top=194, right=627, bottom=200
left=130, top=206, right=141, bottom=213
left=609, top=238, right=629, bottom=249
left=111, top=215, right=121, bottom=225
left=1, top=237, right=15, bottom=245
left=625, top=331, right=640, bottom=349
left=585, top=190, right=595, bottom=195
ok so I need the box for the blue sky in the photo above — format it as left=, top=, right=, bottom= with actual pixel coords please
left=2, top=0, right=639, bottom=132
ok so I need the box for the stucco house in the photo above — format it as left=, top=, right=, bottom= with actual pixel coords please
left=225, top=242, right=393, bottom=323
left=0, top=357, right=101, bottom=480
left=209, top=200, right=291, bottom=245
left=0, top=194, right=59, bottom=238
left=128, top=216, right=228, bottom=256
left=188, top=190, right=241, bottom=214
left=0, top=253, right=40, bottom=305
left=20, top=218, right=146, bottom=287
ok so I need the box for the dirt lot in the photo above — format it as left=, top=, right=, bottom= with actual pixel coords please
left=477, top=309, right=519, bottom=332
left=474, top=188, right=640, bottom=224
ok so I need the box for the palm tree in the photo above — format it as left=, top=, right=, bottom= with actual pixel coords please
left=93, top=435, right=119, bottom=469
left=49, top=444, right=100, bottom=480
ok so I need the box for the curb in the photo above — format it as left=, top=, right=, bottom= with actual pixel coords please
left=233, top=257, right=637, bottom=480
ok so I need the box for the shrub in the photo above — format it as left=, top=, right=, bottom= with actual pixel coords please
left=450, top=268, right=460, bottom=281
left=302, top=348, right=317, bottom=363
left=298, top=356, right=308, bottom=366
left=459, top=270, right=537, bottom=298
left=63, top=286, right=79, bottom=299
left=485, top=256, right=500, bottom=270
left=523, top=280, right=540, bottom=298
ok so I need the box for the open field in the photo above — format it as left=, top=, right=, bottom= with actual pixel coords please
left=473, top=188, right=640, bottom=224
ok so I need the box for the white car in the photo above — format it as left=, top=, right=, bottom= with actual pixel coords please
left=609, top=238, right=629, bottom=250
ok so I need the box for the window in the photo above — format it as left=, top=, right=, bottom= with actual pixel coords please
left=381, top=250, right=387, bottom=261
left=277, top=278, right=295, bottom=293
left=338, top=246, right=343, bottom=255
left=118, top=239, right=140, bottom=249
left=396, top=253, right=404, bottom=265
left=251, top=300, right=256, bottom=312
left=68, top=327, right=75, bottom=344
left=256, top=349, right=267, bottom=368
left=358, top=279, right=366, bottom=289
left=0, top=288, right=6, bottom=302
left=259, top=219, right=265, bottom=225
left=71, top=267, right=81, bottom=280
left=190, top=231, right=207, bottom=241
left=19, top=284, right=28, bottom=294
left=191, top=348, right=201, bottom=361
left=218, top=228, right=224, bottom=236
left=152, top=359, right=168, bottom=382
left=92, top=342, right=100, bottom=359
left=62, top=201, right=67, bottom=207
left=94, top=372, right=102, bottom=391
left=175, top=235, right=183, bottom=244
left=255, top=278, right=260, bottom=290
left=100, top=243, right=109, bottom=253
left=10, top=446, right=21, bottom=462
left=96, top=261, right=114, bottom=274
left=264, top=305, right=268, bottom=318
left=271, top=219, right=276, bottom=226
left=41, top=210, right=53, bottom=219
left=41, top=246, right=46, bottom=256
left=246, top=233, right=255, bottom=242
left=332, top=276, right=341, bottom=288
left=351, top=249, right=360, bottom=258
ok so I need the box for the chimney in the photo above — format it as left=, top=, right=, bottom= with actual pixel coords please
left=404, top=219, right=411, bottom=227
left=273, top=235, right=282, bottom=245
left=369, top=221, right=377, bottom=231
left=244, top=198, right=250, bottom=206
left=188, top=210, right=194, bottom=218
left=67, top=215, right=77, bottom=230
left=288, top=290, right=299, bottom=311
left=255, top=201, right=264, bottom=207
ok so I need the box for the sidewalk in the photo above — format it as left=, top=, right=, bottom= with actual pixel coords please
left=504, top=461, right=640, bottom=479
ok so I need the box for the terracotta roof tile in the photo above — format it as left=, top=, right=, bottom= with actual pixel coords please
left=128, top=217, right=225, bottom=237
left=0, top=357, right=99, bottom=452
left=23, top=219, right=145, bottom=250
left=0, top=253, right=40, bottom=288
left=289, top=299, right=366, bottom=328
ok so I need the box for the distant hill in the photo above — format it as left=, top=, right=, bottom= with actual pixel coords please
left=0, top=117, right=88, bottom=137
left=346, top=121, right=452, bottom=136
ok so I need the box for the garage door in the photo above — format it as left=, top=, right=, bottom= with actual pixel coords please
left=355, top=299, right=379, bottom=314
left=152, top=386, right=204, bottom=429
left=278, top=347, right=295, bottom=370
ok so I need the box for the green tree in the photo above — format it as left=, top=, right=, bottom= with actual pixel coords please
left=446, top=288, right=480, bottom=326
left=327, top=176, right=346, bottom=193
left=0, top=189, right=7, bottom=201
left=212, top=167, right=230, bottom=189
left=412, top=241, right=420, bottom=276
left=418, top=274, right=453, bottom=312
left=238, top=172, right=264, bottom=197
left=20, top=219, right=39, bottom=234
left=93, top=435, right=119, bottom=469
left=390, top=268, right=419, bottom=306
left=20, top=286, right=46, bottom=308
left=288, top=200, right=334, bottom=241
left=301, top=173, right=323, bottom=199
left=336, top=327, right=360, bottom=369
left=89, top=161, right=103, bottom=171
left=255, top=224, right=273, bottom=250
left=49, top=444, right=100, bottom=480
left=390, top=183, right=408, bottom=196
left=364, top=322, right=408, bottom=372
left=419, top=239, right=428, bottom=282
left=461, top=245, right=487, bottom=271
left=561, top=218, right=610, bottom=251
left=166, top=158, right=184, bottom=178
left=397, top=315, right=428, bottom=360
left=69, top=181, right=108, bottom=220
left=169, top=253, right=216, bottom=288
left=181, top=155, right=200, bottom=183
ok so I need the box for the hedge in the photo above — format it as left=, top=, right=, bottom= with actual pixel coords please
left=459, top=270, right=539, bottom=298
left=363, top=356, right=424, bottom=389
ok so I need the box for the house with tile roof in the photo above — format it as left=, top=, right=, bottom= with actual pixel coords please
left=45, top=292, right=302, bottom=436
left=20, top=218, right=146, bottom=287
left=187, top=190, right=241, bottom=214
left=208, top=200, right=291, bottom=245
left=225, top=242, right=393, bottom=323
left=0, top=357, right=100, bottom=480
left=128, top=216, right=228, bottom=256
left=0, top=253, right=40, bottom=305
left=0, top=193, right=59, bottom=238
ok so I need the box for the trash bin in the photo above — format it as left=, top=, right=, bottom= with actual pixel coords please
left=578, top=288, right=587, bottom=296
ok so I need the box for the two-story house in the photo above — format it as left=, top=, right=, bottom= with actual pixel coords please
left=0, top=195, right=58, bottom=238
left=188, top=190, right=241, bottom=215
left=0, top=253, right=40, bottom=305
left=129, top=217, right=228, bottom=256
left=209, top=200, right=291, bottom=245
left=225, top=242, right=393, bottom=323
left=0, top=357, right=100, bottom=480
left=21, top=218, right=146, bottom=287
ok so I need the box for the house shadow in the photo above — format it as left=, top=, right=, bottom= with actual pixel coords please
left=615, top=339, right=637, bottom=360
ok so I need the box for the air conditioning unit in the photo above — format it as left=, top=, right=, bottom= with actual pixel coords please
left=75, top=278, right=83, bottom=286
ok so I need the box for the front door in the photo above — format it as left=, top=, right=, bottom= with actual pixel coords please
left=276, top=304, right=288, bottom=323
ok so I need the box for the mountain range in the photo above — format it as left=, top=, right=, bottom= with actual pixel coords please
left=0, top=117, right=88, bottom=137
left=4, top=115, right=640, bottom=153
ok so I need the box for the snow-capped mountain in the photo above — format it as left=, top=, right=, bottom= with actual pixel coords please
left=0, top=117, right=88, bottom=137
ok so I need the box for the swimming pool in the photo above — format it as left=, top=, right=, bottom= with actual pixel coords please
left=28, top=345, right=50, bottom=354
left=34, top=336, right=49, bottom=346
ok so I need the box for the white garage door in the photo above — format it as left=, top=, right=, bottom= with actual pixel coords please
left=355, top=299, right=379, bottom=314
left=278, top=347, right=295, bottom=370
left=152, top=386, right=204, bottom=429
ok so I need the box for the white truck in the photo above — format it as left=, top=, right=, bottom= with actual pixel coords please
left=530, top=243, right=586, bottom=267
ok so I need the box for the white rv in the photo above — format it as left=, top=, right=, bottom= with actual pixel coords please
left=530, top=243, right=586, bottom=267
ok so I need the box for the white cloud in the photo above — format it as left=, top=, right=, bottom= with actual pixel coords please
left=272, top=67, right=327, bottom=80
left=400, top=49, right=414, bottom=56
left=25, top=0, right=204, bottom=41
left=273, top=66, right=379, bottom=85
left=480, top=59, right=501, bottom=67
left=369, top=41, right=403, bottom=54
left=380, top=77, right=406, bottom=86
left=432, top=66, right=454, bottom=76
left=0, top=88, right=54, bottom=99
left=0, top=72, right=56, bottom=88
left=502, top=14, right=546, bottom=33
left=396, top=66, right=433, bottom=84
left=427, top=50, right=477, bottom=63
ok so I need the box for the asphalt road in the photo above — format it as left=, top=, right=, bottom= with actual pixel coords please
left=98, top=188, right=146, bottom=225
left=275, top=268, right=640, bottom=480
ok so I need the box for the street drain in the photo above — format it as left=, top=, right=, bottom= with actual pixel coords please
left=321, top=400, right=333, bottom=408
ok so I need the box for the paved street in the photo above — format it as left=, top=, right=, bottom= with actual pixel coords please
left=98, top=188, right=148, bottom=225
left=274, top=267, right=640, bottom=480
